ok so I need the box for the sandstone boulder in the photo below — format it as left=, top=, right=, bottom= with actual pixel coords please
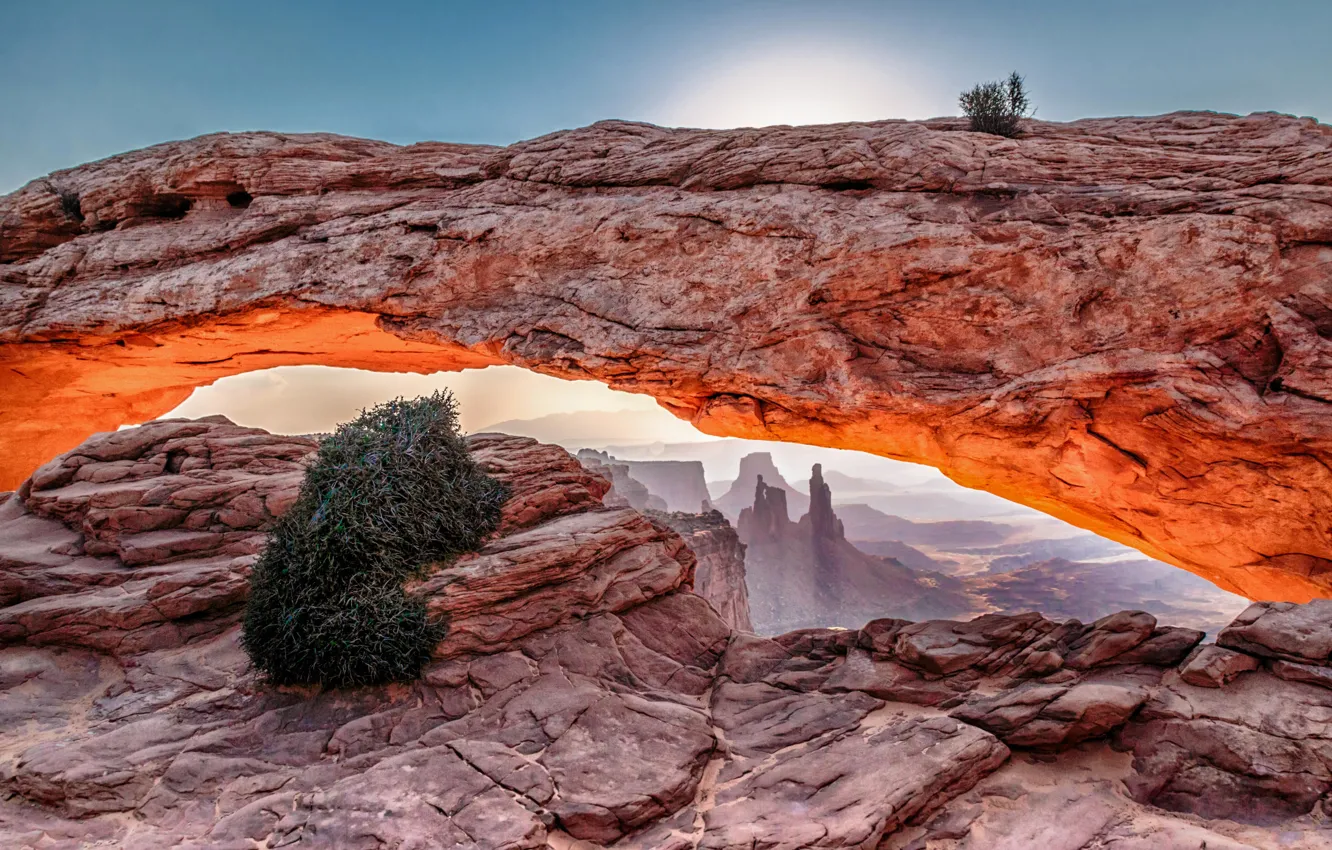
left=697, top=717, right=1008, bottom=850
left=1178, top=644, right=1261, bottom=687
left=1062, top=610, right=1156, bottom=670
left=0, top=418, right=311, bottom=653
left=952, top=670, right=1158, bottom=751
left=1217, top=599, right=1332, bottom=664
left=1118, top=669, right=1332, bottom=823
left=1269, top=658, right=1332, bottom=691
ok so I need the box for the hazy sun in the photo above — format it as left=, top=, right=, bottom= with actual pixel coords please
left=650, top=43, right=947, bottom=129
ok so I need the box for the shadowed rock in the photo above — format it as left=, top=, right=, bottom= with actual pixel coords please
left=651, top=509, right=753, bottom=632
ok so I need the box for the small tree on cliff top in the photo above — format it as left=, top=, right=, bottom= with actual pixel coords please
left=241, top=391, right=508, bottom=688
left=960, top=71, right=1033, bottom=137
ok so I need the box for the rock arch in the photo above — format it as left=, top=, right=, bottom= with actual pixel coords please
left=2, top=113, right=1330, bottom=600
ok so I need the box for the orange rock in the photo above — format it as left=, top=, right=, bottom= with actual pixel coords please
left=2, top=113, right=1330, bottom=600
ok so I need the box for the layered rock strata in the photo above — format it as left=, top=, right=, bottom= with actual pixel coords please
left=3, top=113, right=1330, bottom=598
left=620, top=460, right=710, bottom=514
left=2, top=423, right=1332, bottom=847
left=651, top=509, right=753, bottom=632
left=572, top=451, right=667, bottom=513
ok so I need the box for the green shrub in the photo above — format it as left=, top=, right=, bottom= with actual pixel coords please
left=241, top=391, right=508, bottom=688
left=959, top=71, right=1032, bottom=138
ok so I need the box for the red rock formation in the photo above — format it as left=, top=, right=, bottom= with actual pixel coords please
left=654, top=509, right=754, bottom=632
left=0, top=420, right=691, bottom=657
left=0, top=418, right=313, bottom=653
left=2, top=113, right=1331, bottom=600
left=5, top=423, right=1332, bottom=845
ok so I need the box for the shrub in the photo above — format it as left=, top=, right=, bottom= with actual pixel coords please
left=959, top=71, right=1032, bottom=138
left=56, top=186, right=83, bottom=221
left=241, top=391, right=508, bottom=688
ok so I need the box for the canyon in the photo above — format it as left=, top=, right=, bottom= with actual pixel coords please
left=2, top=420, right=1332, bottom=848
left=1, top=112, right=1330, bottom=600
left=737, top=464, right=975, bottom=632
left=706, top=454, right=1243, bottom=636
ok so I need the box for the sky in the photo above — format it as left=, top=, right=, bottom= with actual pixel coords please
left=163, top=365, right=961, bottom=488
left=4, top=0, right=1329, bottom=193
left=165, top=365, right=695, bottom=439
left=7, top=0, right=1331, bottom=451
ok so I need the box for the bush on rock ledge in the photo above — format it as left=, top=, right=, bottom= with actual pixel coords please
left=959, top=71, right=1032, bottom=137
left=241, top=391, right=508, bottom=687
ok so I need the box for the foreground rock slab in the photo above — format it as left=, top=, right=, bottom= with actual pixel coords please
left=696, top=716, right=1008, bottom=850
left=3, top=423, right=1332, bottom=847
left=2, top=113, right=1331, bottom=600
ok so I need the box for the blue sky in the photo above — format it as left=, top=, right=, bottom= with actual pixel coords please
left=3, top=0, right=1329, bottom=193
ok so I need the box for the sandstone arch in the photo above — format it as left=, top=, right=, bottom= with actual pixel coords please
left=2, top=113, right=1330, bottom=600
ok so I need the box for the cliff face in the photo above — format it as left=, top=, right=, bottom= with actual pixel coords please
left=621, top=459, right=711, bottom=513
left=2, top=114, right=1331, bottom=599
left=652, top=509, right=753, bottom=632
left=580, top=450, right=711, bottom=513
left=573, top=450, right=667, bottom=512
left=5, top=421, right=1332, bottom=846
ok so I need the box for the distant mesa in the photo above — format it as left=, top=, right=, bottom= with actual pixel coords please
left=738, top=462, right=976, bottom=633
left=852, top=538, right=947, bottom=573
left=577, top=450, right=667, bottom=512
left=725, top=455, right=1247, bottom=635
left=795, top=469, right=1043, bottom=523
left=836, top=503, right=1015, bottom=548
left=715, top=452, right=810, bottom=520
left=620, top=459, right=710, bottom=514
left=794, top=469, right=903, bottom=496
left=478, top=410, right=709, bottom=447
left=577, top=449, right=711, bottom=514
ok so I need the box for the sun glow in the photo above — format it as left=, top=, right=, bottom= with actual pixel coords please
left=650, top=42, right=949, bottom=129
left=162, top=364, right=709, bottom=442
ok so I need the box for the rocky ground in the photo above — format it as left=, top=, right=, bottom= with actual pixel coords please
left=2, top=420, right=1332, bottom=848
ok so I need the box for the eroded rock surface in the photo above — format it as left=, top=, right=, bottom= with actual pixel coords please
left=3, top=113, right=1331, bottom=599
left=3, top=422, right=1332, bottom=847
left=651, top=510, right=753, bottom=632
left=0, top=417, right=313, bottom=654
